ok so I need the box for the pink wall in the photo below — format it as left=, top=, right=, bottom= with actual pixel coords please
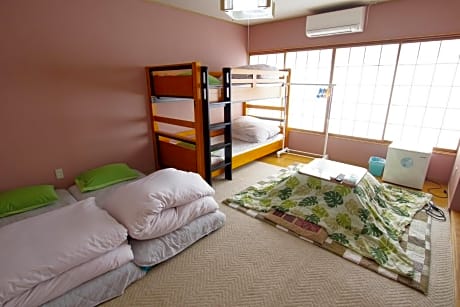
left=250, top=0, right=460, bottom=52
left=289, top=131, right=455, bottom=184
left=0, top=0, right=247, bottom=190
left=251, top=0, right=460, bottom=184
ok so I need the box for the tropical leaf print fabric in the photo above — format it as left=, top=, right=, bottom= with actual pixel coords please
left=227, top=164, right=432, bottom=277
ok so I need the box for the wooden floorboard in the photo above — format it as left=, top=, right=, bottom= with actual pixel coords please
left=258, top=153, right=458, bottom=306
left=451, top=211, right=460, bottom=307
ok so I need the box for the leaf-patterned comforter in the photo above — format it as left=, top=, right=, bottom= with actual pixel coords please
left=227, top=164, right=432, bottom=277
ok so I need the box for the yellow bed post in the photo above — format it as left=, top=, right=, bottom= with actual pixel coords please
left=145, top=67, right=160, bottom=171
left=191, top=62, right=206, bottom=179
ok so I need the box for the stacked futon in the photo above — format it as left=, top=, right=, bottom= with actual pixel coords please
left=0, top=187, right=136, bottom=306
left=0, top=163, right=225, bottom=306
left=83, top=167, right=226, bottom=268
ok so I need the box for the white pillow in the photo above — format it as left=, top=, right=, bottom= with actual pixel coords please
left=233, top=64, right=279, bottom=80
left=99, top=168, right=215, bottom=239
left=232, top=116, right=281, bottom=143
left=236, top=64, right=278, bottom=71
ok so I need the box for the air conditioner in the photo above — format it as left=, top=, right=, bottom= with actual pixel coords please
left=306, top=6, right=366, bottom=38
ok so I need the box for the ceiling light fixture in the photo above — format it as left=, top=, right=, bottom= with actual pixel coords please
left=221, top=0, right=274, bottom=20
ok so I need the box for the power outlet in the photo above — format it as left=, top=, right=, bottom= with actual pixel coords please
left=55, top=168, right=64, bottom=179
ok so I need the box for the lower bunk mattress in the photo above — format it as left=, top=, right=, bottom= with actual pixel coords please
left=211, top=133, right=283, bottom=166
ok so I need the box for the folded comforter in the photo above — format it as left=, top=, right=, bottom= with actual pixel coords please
left=0, top=197, right=128, bottom=305
left=100, top=168, right=218, bottom=240
left=5, top=244, right=133, bottom=307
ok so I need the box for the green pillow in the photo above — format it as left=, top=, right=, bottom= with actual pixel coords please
left=75, top=163, right=139, bottom=192
left=0, top=185, right=58, bottom=218
left=179, top=71, right=221, bottom=86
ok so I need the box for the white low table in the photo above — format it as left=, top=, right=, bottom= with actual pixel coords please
left=298, top=158, right=368, bottom=187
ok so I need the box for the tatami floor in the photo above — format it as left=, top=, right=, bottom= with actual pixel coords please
left=259, top=153, right=459, bottom=307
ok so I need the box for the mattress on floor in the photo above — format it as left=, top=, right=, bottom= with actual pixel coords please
left=0, top=189, right=76, bottom=228
left=43, top=262, right=145, bottom=307
left=5, top=244, right=133, bottom=307
left=67, top=170, right=145, bottom=203
left=0, top=198, right=130, bottom=306
left=131, top=210, right=226, bottom=267
left=0, top=190, right=142, bottom=307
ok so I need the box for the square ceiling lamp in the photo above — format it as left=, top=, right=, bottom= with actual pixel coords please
left=221, top=0, right=274, bottom=20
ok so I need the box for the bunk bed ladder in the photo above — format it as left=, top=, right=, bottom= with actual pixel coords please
left=221, top=67, right=232, bottom=181
left=200, top=67, right=232, bottom=185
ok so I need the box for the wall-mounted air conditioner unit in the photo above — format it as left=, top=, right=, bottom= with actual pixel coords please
left=306, top=6, right=366, bottom=38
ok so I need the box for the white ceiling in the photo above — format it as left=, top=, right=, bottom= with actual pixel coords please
left=148, top=0, right=394, bottom=25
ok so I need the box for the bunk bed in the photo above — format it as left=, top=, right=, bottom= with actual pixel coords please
left=145, top=62, right=290, bottom=184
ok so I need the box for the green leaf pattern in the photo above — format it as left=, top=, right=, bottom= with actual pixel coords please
left=298, top=196, right=318, bottom=207
left=224, top=164, right=432, bottom=277
left=330, top=233, right=349, bottom=245
left=334, top=185, right=352, bottom=196
left=336, top=213, right=352, bottom=230
left=324, top=191, right=344, bottom=208
left=305, top=214, right=320, bottom=224
left=307, top=177, right=322, bottom=190
left=285, top=176, right=300, bottom=189
left=312, top=205, right=329, bottom=218
left=277, top=187, right=292, bottom=200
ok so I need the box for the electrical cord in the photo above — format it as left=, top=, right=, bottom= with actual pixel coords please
left=426, top=181, right=448, bottom=199
left=423, top=201, right=447, bottom=222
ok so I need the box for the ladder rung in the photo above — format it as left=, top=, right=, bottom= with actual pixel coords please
left=210, top=101, right=232, bottom=108
left=210, top=122, right=231, bottom=131
left=210, top=142, right=231, bottom=152
left=211, top=161, right=232, bottom=172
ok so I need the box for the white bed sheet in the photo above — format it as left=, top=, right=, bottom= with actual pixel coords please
left=211, top=133, right=283, bottom=165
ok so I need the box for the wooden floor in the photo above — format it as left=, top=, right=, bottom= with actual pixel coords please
left=259, top=153, right=459, bottom=306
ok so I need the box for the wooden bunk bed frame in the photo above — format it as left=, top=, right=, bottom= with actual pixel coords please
left=145, top=61, right=290, bottom=184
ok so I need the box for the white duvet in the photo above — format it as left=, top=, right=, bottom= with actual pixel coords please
left=0, top=197, right=128, bottom=305
left=5, top=244, right=133, bottom=307
left=100, top=168, right=219, bottom=240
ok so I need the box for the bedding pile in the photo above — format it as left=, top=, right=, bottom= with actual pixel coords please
left=99, top=168, right=219, bottom=240
left=0, top=163, right=226, bottom=306
left=95, top=168, right=225, bottom=268
left=224, top=163, right=432, bottom=278
left=0, top=197, right=132, bottom=306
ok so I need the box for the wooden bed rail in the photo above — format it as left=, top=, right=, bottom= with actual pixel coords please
left=243, top=104, right=285, bottom=111
left=152, top=115, right=195, bottom=129
left=155, top=131, right=196, bottom=145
